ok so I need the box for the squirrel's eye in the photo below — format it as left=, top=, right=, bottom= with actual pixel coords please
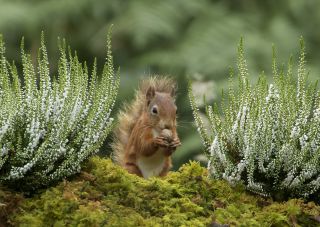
left=151, top=106, right=158, bottom=115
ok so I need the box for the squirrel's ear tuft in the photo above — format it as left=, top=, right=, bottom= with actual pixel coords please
left=146, top=86, right=155, bottom=103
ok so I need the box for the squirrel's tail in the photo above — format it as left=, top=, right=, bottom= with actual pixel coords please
left=112, top=76, right=176, bottom=165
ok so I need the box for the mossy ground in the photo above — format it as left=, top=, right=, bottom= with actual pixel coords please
left=1, top=157, right=320, bottom=226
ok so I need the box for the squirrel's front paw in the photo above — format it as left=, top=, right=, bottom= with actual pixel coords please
left=163, top=138, right=181, bottom=156
left=170, top=138, right=181, bottom=149
left=154, top=136, right=170, bottom=148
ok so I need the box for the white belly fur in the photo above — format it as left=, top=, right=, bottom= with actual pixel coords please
left=137, top=149, right=165, bottom=179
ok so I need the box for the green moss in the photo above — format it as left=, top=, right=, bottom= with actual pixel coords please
left=7, top=157, right=320, bottom=226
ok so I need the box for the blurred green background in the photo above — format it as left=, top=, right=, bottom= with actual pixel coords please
left=0, top=0, right=319, bottom=169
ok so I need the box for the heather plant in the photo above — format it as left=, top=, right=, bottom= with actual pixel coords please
left=189, top=38, right=320, bottom=200
left=0, top=32, right=119, bottom=190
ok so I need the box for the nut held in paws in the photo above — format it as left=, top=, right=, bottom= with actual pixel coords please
left=161, top=129, right=173, bottom=142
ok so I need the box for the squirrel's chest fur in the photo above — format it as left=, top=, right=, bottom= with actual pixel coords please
left=136, top=148, right=166, bottom=178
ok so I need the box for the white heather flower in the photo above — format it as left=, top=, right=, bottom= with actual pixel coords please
left=0, top=120, right=11, bottom=140
left=232, top=109, right=242, bottom=134
left=299, top=134, right=309, bottom=148
left=210, top=136, right=226, bottom=164
left=1, top=146, right=8, bottom=157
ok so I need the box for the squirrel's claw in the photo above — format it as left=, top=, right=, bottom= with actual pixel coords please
left=170, top=138, right=181, bottom=148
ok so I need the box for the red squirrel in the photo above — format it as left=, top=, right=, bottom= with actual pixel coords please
left=112, top=77, right=181, bottom=178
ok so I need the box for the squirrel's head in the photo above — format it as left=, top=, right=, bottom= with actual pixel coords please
left=145, top=85, right=177, bottom=131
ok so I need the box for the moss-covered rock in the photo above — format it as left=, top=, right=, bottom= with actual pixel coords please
left=4, top=157, right=320, bottom=226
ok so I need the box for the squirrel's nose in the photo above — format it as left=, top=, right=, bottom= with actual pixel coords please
left=159, top=120, right=173, bottom=130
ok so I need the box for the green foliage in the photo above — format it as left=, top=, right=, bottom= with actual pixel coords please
left=5, top=157, right=320, bottom=226
left=0, top=31, right=119, bottom=191
left=189, top=38, right=320, bottom=200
